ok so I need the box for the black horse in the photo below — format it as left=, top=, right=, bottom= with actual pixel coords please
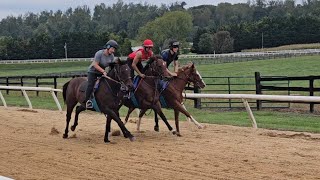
left=62, top=60, right=135, bottom=143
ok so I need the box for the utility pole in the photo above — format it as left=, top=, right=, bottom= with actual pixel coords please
left=64, top=42, right=68, bottom=60
left=261, top=32, right=264, bottom=50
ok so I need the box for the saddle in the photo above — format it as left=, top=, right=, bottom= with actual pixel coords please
left=79, top=78, right=102, bottom=112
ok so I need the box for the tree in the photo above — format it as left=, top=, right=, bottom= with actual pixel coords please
left=213, top=31, right=234, bottom=53
left=138, top=11, right=193, bottom=53
left=198, top=33, right=214, bottom=54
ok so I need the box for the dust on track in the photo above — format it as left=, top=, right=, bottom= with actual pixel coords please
left=0, top=107, right=320, bottom=180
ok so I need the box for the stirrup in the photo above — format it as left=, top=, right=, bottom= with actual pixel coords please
left=86, top=100, right=93, bottom=109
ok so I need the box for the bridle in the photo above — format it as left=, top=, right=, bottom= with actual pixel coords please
left=104, top=64, right=132, bottom=95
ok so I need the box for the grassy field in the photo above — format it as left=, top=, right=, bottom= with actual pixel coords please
left=1, top=55, right=320, bottom=133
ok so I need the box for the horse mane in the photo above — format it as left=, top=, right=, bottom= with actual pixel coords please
left=177, top=63, right=193, bottom=74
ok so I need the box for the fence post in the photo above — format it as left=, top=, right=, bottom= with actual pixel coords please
left=194, top=87, right=201, bottom=109
left=54, top=76, right=57, bottom=96
left=20, top=76, right=24, bottom=96
left=309, top=76, right=314, bottom=113
left=6, top=77, right=9, bottom=95
left=227, top=77, right=231, bottom=109
left=255, top=72, right=262, bottom=110
left=36, top=76, right=39, bottom=96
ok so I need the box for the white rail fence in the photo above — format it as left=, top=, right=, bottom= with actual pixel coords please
left=184, top=93, right=320, bottom=129
left=1, top=49, right=320, bottom=64
left=0, top=86, right=62, bottom=112
left=1, top=86, right=320, bottom=129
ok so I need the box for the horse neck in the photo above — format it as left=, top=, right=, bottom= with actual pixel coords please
left=138, top=76, right=157, bottom=90
left=170, top=71, right=190, bottom=92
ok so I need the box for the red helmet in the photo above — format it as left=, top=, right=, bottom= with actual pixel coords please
left=143, top=39, right=154, bottom=47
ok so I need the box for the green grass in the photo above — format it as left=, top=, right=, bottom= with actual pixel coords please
left=1, top=55, right=320, bottom=133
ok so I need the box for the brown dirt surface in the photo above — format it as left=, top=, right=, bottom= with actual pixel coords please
left=1, top=107, right=320, bottom=180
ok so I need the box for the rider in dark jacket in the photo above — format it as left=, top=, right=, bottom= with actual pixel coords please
left=160, top=40, right=180, bottom=77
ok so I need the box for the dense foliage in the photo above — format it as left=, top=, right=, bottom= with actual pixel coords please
left=0, top=0, right=320, bottom=59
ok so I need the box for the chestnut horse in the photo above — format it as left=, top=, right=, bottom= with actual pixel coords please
left=125, top=63, right=206, bottom=136
left=62, top=61, right=135, bottom=143
left=153, top=63, right=206, bottom=136
left=121, top=55, right=174, bottom=132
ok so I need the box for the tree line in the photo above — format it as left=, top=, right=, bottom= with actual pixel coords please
left=0, top=0, right=320, bottom=60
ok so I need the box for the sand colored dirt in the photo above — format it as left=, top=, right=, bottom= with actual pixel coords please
left=1, top=107, right=320, bottom=180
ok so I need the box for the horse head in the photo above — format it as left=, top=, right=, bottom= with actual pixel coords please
left=144, top=55, right=170, bottom=79
left=108, top=60, right=134, bottom=92
left=179, top=63, right=206, bottom=89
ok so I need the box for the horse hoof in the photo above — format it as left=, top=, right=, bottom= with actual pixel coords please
left=63, top=134, right=68, bottom=138
left=177, top=133, right=182, bottom=137
left=129, top=136, right=136, bottom=142
left=198, top=125, right=204, bottom=129
left=154, top=126, right=159, bottom=132
left=172, top=131, right=177, bottom=135
left=71, top=126, right=76, bottom=131
left=104, top=139, right=110, bottom=143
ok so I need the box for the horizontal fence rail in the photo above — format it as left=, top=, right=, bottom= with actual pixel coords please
left=184, top=93, right=320, bottom=128
left=0, top=86, right=62, bottom=111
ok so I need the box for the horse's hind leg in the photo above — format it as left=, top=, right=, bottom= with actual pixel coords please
left=63, top=102, right=77, bottom=138
left=71, top=105, right=86, bottom=131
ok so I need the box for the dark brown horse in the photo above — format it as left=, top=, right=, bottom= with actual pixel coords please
left=121, top=56, right=174, bottom=132
left=62, top=61, right=135, bottom=143
left=127, top=63, right=206, bottom=136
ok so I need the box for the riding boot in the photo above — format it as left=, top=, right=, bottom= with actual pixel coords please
left=84, top=72, right=96, bottom=109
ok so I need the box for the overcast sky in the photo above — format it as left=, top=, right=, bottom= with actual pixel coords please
left=0, top=0, right=249, bottom=20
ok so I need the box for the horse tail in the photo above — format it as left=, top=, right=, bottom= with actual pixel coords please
left=62, top=81, right=70, bottom=103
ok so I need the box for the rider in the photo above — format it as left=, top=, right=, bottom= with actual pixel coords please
left=84, top=40, right=119, bottom=109
left=161, top=39, right=180, bottom=77
left=127, top=39, right=154, bottom=79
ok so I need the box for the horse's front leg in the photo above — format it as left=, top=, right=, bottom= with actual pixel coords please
left=103, top=108, right=135, bottom=142
left=154, top=109, right=159, bottom=132
left=153, top=103, right=173, bottom=132
left=174, top=109, right=181, bottom=136
left=71, top=105, right=86, bottom=131
left=181, top=103, right=203, bottom=129
left=104, top=114, right=112, bottom=143
left=137, top=108, right=148, bottom=131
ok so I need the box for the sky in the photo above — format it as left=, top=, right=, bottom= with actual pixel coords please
left=0, top=0, right=248, bottom=20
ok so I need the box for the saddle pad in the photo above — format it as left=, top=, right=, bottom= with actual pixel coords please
left=133, top=76, right=141, bottom=89
left=79, top=79, right=100, bottom=93
left=130, top=93, right=140, bottom=108
left=159, top=95, right=169, bottom=108
left=92, top=98, right=101, bottom=112
left=158, top=80, right=169, bottom=93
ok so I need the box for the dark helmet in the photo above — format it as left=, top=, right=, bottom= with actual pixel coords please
left=169, top=40, right=179, bottom=49
left=104, top=40, right=119, bottom=49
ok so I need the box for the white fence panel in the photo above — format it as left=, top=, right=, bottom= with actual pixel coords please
left=0, top=86, right=62, bottom=111
left=184, top=93, right=320, bottom=128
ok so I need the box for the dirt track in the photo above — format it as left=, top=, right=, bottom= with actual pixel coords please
left=1, top=107, right=320, bottom=180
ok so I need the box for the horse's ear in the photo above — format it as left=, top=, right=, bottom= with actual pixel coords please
left=191, top=62, right=195, bottom=68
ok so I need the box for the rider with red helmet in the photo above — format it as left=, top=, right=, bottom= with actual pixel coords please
left=127, top=39, right=154, bottom=79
